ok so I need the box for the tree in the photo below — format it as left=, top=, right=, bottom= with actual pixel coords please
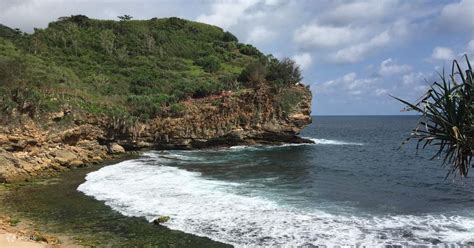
left=118, top=15, right=133, bottom=21
left=99, top=30, right=115, bottom=55
left=13, top=28, right=22, bottom=36
left=68, top=15, right=89, bottom=27
left=393, top=55, right=473, bottom=177
left=266, top=58, right=302, bottom=88
left=222, top=31, right=238, bottom=42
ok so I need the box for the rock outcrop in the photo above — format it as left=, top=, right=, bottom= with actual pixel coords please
left=117, top=85, right=312, bottom=149
left=0, top=122, right=109, bottom=182
left=0, top=85, right=312, bottom=183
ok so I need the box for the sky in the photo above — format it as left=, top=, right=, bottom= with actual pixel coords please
left=1, top=0, right=473, bottom=115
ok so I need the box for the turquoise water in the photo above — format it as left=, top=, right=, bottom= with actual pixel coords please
left=78, top=116, right=474, bottom=246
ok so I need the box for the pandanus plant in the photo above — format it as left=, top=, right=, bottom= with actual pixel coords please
left=393, top=55, right=473, bottom=177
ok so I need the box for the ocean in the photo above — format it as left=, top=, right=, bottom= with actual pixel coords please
left=77, top=116, right=474, bottom=246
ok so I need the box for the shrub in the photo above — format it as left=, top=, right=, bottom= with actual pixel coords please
left=266, top=58, right=302, bottom=88
left=393, top=55, right=473, bottom=177
left=238, top=44, right=262, bottom=57
left=218, top=73, right=240, bottom=90
left=0, top=88, right=17, bottom=118
left=195, top=55, right=221, bottom=73
left=169, top=103, right=186, bottom=115
left=222, top=31, right=238, bottom=42
left=129, top=74, right=156, bottom=94
left=0, top=56, right=24, bottom=85
left=238, top=61, right=266, bottom=87
left=192, top=80, right=222, bottom=98
left=127, top=94, right=174, bottom=119
left=278, top=88, right=303, bottom=114
left=68, top=15, right=90, bottom=27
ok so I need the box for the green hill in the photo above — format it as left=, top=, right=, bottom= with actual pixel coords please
left=0, top=15, right=302, bottom=123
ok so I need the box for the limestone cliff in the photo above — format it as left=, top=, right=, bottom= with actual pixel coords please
left=0, top=85, right=312, bottom=182
left=114, top=84, right=312, bottom=149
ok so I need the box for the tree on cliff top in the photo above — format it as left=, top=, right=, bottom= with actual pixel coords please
left=238, top=57, right=302, bottom=90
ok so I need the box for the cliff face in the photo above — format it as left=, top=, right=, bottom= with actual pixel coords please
left=114, top=84, right=312, bottom=149
left=0, top=85, right=312, bottom=182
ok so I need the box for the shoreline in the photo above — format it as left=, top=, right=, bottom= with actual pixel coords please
left=0, top=154, right=232, bottom=247
left=0, top=216, right=52, bottom=248
left=0, top=191, right=61, bottom=248
left=0, top=156, right=133, bottom=247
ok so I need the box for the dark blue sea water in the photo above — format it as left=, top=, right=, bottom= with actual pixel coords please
left=78, top=116, right=474, bottom=246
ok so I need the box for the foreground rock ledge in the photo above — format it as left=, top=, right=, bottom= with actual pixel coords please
left=0, top=85, right=312, bottom=183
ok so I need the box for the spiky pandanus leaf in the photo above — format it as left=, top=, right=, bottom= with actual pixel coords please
left=393, top=55, right=473, bottom=177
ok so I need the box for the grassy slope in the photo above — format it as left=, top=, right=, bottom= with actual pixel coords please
left=0, top=16, right=266, bottom=122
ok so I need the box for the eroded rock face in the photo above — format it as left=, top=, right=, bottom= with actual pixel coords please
left=119, top=85, right=313, bottom=149
left=0, top=85, right=312, bottom=182
left=0, top=123, right=109, bottom=183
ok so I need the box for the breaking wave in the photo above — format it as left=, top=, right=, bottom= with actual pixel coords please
left=78, top=157, right=474, bottom=247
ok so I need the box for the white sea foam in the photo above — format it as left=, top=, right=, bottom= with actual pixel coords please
left=306, top=138, right=364, bottom=146
left=228, top=145, right=265, bottom=151
left=227, top=138, right=364, bottom=151
left=78, top=159, right=474, bottom=247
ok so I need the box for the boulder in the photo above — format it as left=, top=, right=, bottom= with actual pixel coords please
left=153, top=216, right=170, bottom=225
left=52, top=150, right=77, bottom=165
left=51, top=111, right=65, bottom=121
left=0, top=153, right=28, bottom=182
left=69, top=160, right=84, bottom=168
left=108, top=143, right=125, bottom=154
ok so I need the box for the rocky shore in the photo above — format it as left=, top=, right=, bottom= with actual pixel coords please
left=0, top=85, right=312, bottom=183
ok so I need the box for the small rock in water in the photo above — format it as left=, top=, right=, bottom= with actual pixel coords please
left=153, top=216, right=170, bottom=225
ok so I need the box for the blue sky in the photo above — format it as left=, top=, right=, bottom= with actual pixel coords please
left=1, top=0, right=473, bottom=115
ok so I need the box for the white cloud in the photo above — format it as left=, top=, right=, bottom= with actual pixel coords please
left=292, top=53, right=312, bottom=70
left=401, top=72, right=434, bottom=95
left=414, top=85, right=430, bottom=93
left=440, top=0, right=474, bottom=30
left=467, top=39, right=474, bottom=53
left=318, top=0, right=397, bottom=25
left=402, top=72, right=426, bottom=85
left=196, top=0, right=258, bottom=29
left=330, top=30, right=391, bottom=63
left=264, top=0, right=281, bottom=6
left=316, top=72, right=378, bottom=96
left=375, top=88, right=389, bottom=96
left=431, top=47, right=455, bottom=60
left=246, top=26, right=276, bottom=44
left=378, top=58, right=411, bottom=76
left=294, top=23, right=366, bottom=48
left=329, top=18, right=416, bottom=64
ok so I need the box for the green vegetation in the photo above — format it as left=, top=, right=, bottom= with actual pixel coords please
left=278, top=88, right=305, bottom=113
left=0, top=15, right=303, bottom=124
left=394, top=55, right=473, bottom=177
left=238, top=56, right=302, bottom=90
left=9, top=217, right=20, bottom=226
